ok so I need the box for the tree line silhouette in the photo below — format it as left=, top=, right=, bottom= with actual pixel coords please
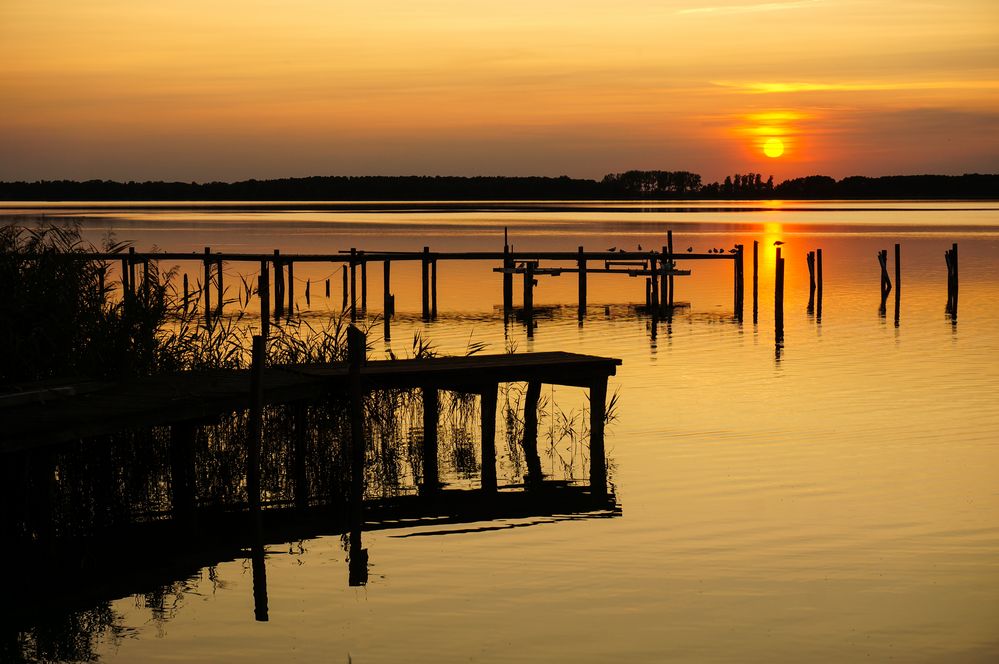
left=1, top=172, right=995, bottom=201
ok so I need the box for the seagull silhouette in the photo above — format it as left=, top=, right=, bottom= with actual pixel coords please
left=686, top=247, right=693, bottom=252
left=607, top=246, right=616, bottom=252
left=728, top=248, right=738, bottom=254
left=773, top=240, right=785, bottom=246
left=637, top=244, right=642, bottom=250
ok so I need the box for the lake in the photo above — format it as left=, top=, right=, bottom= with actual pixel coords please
left=4, top=200, right=999, bottom=662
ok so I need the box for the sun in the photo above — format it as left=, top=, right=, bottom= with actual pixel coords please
left=763, top=137, right=785, bottom=158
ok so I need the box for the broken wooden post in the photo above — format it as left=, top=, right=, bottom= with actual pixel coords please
left=577, top=245, right=587, bottom=319
left=293, top=402, right=308, bottom=512
left=522, top=381, right=543, bottom=487
left=894, top=243, right=901, bottom=326
left=775, top=248, right=785, bottom=347
left=807, top=251, right=816, bottom=313
left=169, top=422, right=197, bottom=526
left=182, top=273, right=189, bottom=313
left=348, top=325, right=366, bottom=522
left=589, top=376, right=608, bottom=497
left=247, top=334, right=265, bottom=517
left=422, top=246, right=431, bottom=320
left=286, top=260, right=294, bottom=315
left=524, top=261, right=535, bottom=336
left=753, top=240, right=759, bottom=323
left=258, top=261, right=270, bottom=339
left=734, top=244, right=744, bottom=318
left=878, top=249, right=891, bottom=315
left=203, top=247, right=212, bottom=328
left=816, top=248, right=823, bottom=319
left=480, top=385, right=498, bottom=493
left=305, top=278, right=311, bottom=306
left=325, top=277, right=331, bottom=299
left=421, top=385, right=439, bottom=494
left=349, top=248, right=357, bottom=322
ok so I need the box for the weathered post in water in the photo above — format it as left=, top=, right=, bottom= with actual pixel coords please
left=480, top=385, right=498, bottom=493
left=807, top=251, right=816, bottom=313
left=589, top=376, right=608, bottom=497
left=816, top=248, right=823, bottom=319
left=247, top=335, right=265, bottom=518
left=258, top=261, right=270, bottom=339
left=659, top=245, right=668, bottom=309
left=734, top=244, right=744, bottom=319
left=577, top=246, right=587, bottom=319
left=348, top=326, right=366, bottom=523
left=182, top=273, right=189, bottom=313
left=421, top=246, right=431, bottom=320
left=341, top=266, right=348, bottom=311
left=522, top=381, right=543, bottom=488
left=349, top=248, right=357, bottom=322
left=431, top=258, right=438, bottom=319
left=272, top=250, right=283, bottom=319
left=203, top=247, right=212, bottom=328
left=503, top=233, right=514, bottom=316
left=286, top=260, right=294, bottom=316
left=894, top=243, right=901, bottom=326
left=360, top=252, right=367, bottom=313
left=383, top=260, right=392, bottom=341
left=775, top=248, right=785, bottom=347
left=523, top=261, right=535, bottom=335
left=752, top=240, right=759, bottom=323
left=251, top=543, right=269, bottom=621
left=421, top=385, right=439, bottom=495
left=666, top=230, right=675, bottom=309
left=216, top=258, right=224, bottom=317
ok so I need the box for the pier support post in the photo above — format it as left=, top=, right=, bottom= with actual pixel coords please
left=360, top=252, right=367, bottom=313
left=577, top=246, right=587, bottom=319
left=183, top=273, right=189, bottom=314
left=659, top=245, right=667, bottom=308
left=258, top=261, right=270, bottom=339
left=524, top=262, right=535, bottom=337
left=341, top=266, right=348, bottom=311
left=667, top=230, right=675, bottom=310
left=807, top=251, right=816, bottom=313
left=204, top=247, right=212, bottom=328
left=128, top=247, right=136, bottom=299
left=216, top=259, right=224, bottom=317
left=480, top=385, right=498, bottom=493
left=650, top=255, right=659, bottom=311
left=421, top=386, right=439, bottom=494
left=775, top=249, right=785, bottom=349
left=247, top=335, right=265, bottom=518
left=383, top=260, right=392, bottom=341
left=273, top=250, right=283, bottom=319
left=522, top=381, right=543, bottom=487
left=735, top=244, right=744, bottom=319
left=503, top=242, right=514, bottom=316
left=169, top=422, right=197, bottom=526
left=287, top=261, right=294, bottom=316
left=251, top=543, right=269, bottom=622
left=431, top=259, right=438, bottom=319
left=894, top=243, right=901, bottom=326
left=293, top=402, right=309, bottom=512
left=348, top=326, right=366, bottom=524
left=349, top=248, right=357, bottom=322
left=422, top=246, right=431, bottom=321
left=589, top=377, right=608, bottom=497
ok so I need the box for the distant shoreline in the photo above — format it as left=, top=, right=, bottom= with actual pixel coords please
left=1, top=172, right=996, bottom=202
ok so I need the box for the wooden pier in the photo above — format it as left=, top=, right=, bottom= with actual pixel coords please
left=1, top=341, right=622, bottom=521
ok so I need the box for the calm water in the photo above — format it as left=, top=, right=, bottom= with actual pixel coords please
left=5, top=201, right=999, bottom=662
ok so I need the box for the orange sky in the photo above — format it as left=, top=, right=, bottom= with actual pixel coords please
left=1, top=1, right=997, bottom=182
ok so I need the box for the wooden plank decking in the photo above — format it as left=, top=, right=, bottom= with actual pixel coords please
left=0, top=351, right=620, bottom=453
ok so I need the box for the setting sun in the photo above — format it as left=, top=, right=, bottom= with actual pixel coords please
left=763, top=138, right=785, bottom=158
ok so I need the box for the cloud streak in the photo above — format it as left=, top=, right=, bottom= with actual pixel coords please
left=678, top=0, right=824, bottom=16
left=714, top=80, right=999, bottom=93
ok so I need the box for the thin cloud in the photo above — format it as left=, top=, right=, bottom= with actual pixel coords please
left=678, top=0, right=824, bottom=16
left=713, top=80, right=999, bottom=93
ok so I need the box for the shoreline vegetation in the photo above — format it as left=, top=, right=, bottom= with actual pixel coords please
left=1, top=171, right=997, bottom=202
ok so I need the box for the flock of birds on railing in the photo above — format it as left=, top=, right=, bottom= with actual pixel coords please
left=602, top=242, right=783, bottom=254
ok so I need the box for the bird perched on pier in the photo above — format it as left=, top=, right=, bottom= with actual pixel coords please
left=618, top=248, right=627, bottom=253
left=686, top=247, right=693, bottom=252
left=728, top=248, right=738, bottom=254
left=774, top=240, right=785, bottom=246
left=637, top=244, right=642, bottom=250
left=607, top=246, right=616, bottom=252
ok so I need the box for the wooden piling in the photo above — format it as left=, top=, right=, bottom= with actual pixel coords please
left=326, top=278, right=331, bottom=299
left=577, top=246, right=587, bottom=319
left=383, top=260, right=392, bottom=341
left=203, top=247, right=212, bottom=328
left=734, top=244, right=744, bottom=318
left=649, top=255, right=659, bottom=311
left=341, top=267, right=348, bottom=311
left=305, top=278, right=311, bottom=306
left=816, top=248, right=823, bottom=318
left=589, top=377, right=608, bottom=497
left=422, top=246, right=431, bottom=320
left=480, top=385, right=498, bottom=493
left=421, top=386, right=439, bottom=494
left=523, top=261, right=535, bottom=322
left=666, top=230, right=674, bottom=309
left=645, top=278, right=652, bottom=308
left=752, top=240, right=759, bottom=323
left=287, top=261, right=294, bottom=315
left=128, top=247, right=136, bottom=298
left=522, top=381, right=543, bottom=487
left=258, top=261, right=270, bottom=339
left=169, top=422, right=197, bottom=526
left=183, top=273, right=189, bottom=313
left=348, top=326, right=366, bottom=522
left=360, top=252, right=367, bottom=313
left=894, top=243, right=901, bottom=325
left=349, top=248, right=357, bottom=322
left=247, top=335, right=265, bottom=516
left=775, top=248, right=785, bottom=345
left=293, top=402, right=308, bottom=512
left=273, top=250, right=283, bottom=319
left=503, top=241, right=514, bottom=315
left=807, top=251, right=816, bottom=313
left=216, top=258, right=224, bottom=316
left=659, top=245, right=668, bottom=308
left=431, top=259, right=438, bottom=319
left=251, top=543, right=269, bottom=621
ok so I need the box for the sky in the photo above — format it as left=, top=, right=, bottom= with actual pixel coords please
left=1, top=0, right=997, bottom=182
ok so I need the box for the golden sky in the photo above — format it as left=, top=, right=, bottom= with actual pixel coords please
left=2, top=0, right=997, bottom=181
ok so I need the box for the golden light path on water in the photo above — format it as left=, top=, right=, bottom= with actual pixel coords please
left=4, top=201, right=999, bottom=662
